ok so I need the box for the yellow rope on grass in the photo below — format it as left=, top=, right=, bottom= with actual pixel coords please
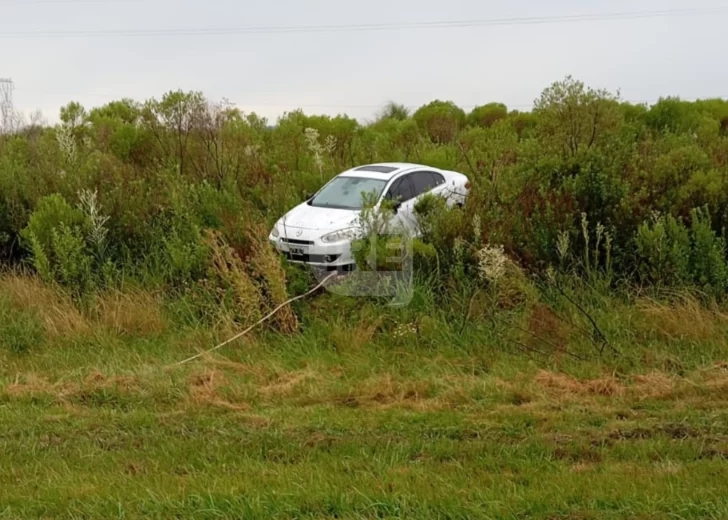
left=173, top=272, right=337, bottom=367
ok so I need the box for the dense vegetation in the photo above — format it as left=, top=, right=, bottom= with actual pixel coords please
left=2, top=77, right=728, bottom=518
left=2, top=76, right=728, bottom=306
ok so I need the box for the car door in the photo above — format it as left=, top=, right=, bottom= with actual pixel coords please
left=424, top=170, right=460, bottom=206
left=411, top=171, right=447, bottom=201
left=397, top=171, right=447, bottom=228
left=383, top=174, right=417, bottom=234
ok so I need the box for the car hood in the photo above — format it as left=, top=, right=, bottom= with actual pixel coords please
left=279, top=203, right=360, bottom=232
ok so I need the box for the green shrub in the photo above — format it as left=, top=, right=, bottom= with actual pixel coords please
left=467, top=103, right=508, bottom=128
left=19, top=195, right=98, bottom=294
left=3, top=77, right=728, bottom=304
left=414, top=195, right=473, bottom=278
left=690, top=207, right=728, bottom=291
left=634, top=207, right=727, bottom=294
left=635, top=213, right=692, bottom=286
left=413, top=100, right=466, bottom=144
left=51, top=224, right=94, bottom=293
left=0, top=199, right=11, bottom=258
left=158, top=225, right=209, bottom=286
left=21, top=194, right=86, bottom=254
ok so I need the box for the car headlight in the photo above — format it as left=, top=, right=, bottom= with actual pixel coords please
left=271, top=226, right=280, bottom=239
left=321, top=228, right=359, bottom=243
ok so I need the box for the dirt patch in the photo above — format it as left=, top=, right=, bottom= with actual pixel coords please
left=631, top=371, right=677, bottom=399
left=703, top=363, right=728, bottom=391
left=259, top=369, right=320, bottom=399
left=187, top=370, right=250, bottom=411
left=5, top=371, right=140, bottom=399
left=534, top=370, right=625, bottom=398
left=572, top=462, right=595, bottom=473
left=346, top=373, right=439, bottom=411
left=200, top=356, right=266, bottom=378
left=5, top=374, right=76, bottom=399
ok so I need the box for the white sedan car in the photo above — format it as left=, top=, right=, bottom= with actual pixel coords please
left=269, top=163, right=470, bottom=269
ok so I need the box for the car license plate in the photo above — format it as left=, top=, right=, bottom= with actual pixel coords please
left=289, top=246, right=308, bottom=255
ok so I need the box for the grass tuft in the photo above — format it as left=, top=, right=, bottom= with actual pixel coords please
left=638, top=294, right=728, bottom=342
left=95, top=289, right=168, bottom=336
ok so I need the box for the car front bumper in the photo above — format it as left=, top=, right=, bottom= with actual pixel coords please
left=269, top=231, right=356, bottom=268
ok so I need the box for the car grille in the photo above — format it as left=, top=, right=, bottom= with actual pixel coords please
left=281, top=238, right=315, bottom=245
left=284, top=252, right=341, bottom=264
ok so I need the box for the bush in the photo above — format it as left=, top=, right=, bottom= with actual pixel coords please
left=413, top=100, right=466, bottom=144
left=467, top=103, right=508, bottom=128
left=635, top=213, right=691, bottom=286
left=21, top=194, right=86, bottom=254
left=690, top=207, right=728, bottom=291
left=414, top=195, right=474, bottom=278
left=20, top=195, right=98, bottom=294
left=2, top=76, right=728, bottom=308
left=634, top=207, right=727, bottom=294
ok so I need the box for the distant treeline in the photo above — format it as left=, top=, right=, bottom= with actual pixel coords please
left=2, top=76, right=728, bottom=303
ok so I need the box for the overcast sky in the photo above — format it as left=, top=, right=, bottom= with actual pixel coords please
left=3, top=0, right=728, bottom=124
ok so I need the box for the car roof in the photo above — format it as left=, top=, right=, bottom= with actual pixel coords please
left=339, top=163, right=432, bottom=180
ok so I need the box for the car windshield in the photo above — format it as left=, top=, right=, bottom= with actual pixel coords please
left=309, top=177, right=387, bottom=210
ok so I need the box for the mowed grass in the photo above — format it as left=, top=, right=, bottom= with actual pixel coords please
left=1, top=277, right=728, bottom=518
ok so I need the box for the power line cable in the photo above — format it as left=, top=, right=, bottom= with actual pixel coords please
left=1, top=6, right=726, bottom=38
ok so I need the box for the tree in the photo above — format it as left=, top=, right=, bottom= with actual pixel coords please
left=376, top=101, right=410, bottom=122
left=458, top=122, right=518, bottom=188
left=59, top=101, right=89, bottom=142
left=646, top=97, right=701, bottom=134
left=273, top=110, right=309, bottom=171
left=413, top=100, right=466, bottom=144
left=143, top=90, right=206, bottom=175
left=191, top=99, right=243, bottom=186
left=60, top=102, right=87, bottom=131
left=467, top=103, right=508, bottom=128
left=87, top=99, right=144, bottom=162
left=88, top=99, right=141, bottom=125
left=534, top=76, right=622, bottom=158
left=305, top=114, right=359, bottom=170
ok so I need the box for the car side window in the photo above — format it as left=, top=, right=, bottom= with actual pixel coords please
left=385, top=175, right=415, bottom=202
left=411, top=171, right=440, bottom=198
left=431, top=172, right=446, bottom=186
left=385, top=179, right=402, bottom=200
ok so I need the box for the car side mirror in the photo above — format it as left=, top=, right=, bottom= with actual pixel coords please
left=392, top=201, right=402, bottom=214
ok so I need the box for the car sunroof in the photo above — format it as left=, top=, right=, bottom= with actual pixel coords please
left=354, top=165, right=399, bottom=174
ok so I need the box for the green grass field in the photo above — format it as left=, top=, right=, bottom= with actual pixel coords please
left=1, top=276, right=728, bottom=519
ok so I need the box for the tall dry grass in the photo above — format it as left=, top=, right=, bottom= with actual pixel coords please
left=0, top=274, right=168, bottom=339
left=94, top=290, right=168, bottom=336
left=205, top=229, right=265, bottom=327
left=0, top=275, right=90, bottom=337
left=204, top=228, right=298, bottom=333
left=637, top=294, right=728, bottom=342
left=247, top=222, right=298, bottom=333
